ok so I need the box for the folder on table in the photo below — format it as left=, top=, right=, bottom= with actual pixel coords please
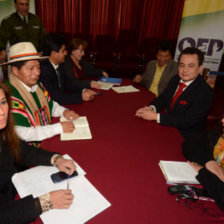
left=99, top=77, right=122, bottom=85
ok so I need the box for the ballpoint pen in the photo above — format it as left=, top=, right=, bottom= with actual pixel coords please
left=67, top=174, right=70, bottom=189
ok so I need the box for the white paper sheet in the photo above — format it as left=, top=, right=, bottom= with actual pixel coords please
left=112, top=85, right=140, bottom=93
left=12, top=155, right=111, bottom=224
left=41, top=177, right=111, bottom=224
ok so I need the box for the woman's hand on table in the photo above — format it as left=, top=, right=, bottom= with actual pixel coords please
left=91, top=81, right=101, bottom=89
left=56, top=157, right=76, bottom=175
left=102, top=71, right=109, bottom=77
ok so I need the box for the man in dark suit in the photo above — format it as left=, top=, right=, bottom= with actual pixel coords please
left=133, top=41, right=178, bottom=96
left=136, top=47, right=213, bottom=139
left=40, top=33, right=96, bottom=105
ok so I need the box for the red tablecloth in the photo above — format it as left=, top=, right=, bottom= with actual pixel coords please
left=36, top=79, right=223, bottom=224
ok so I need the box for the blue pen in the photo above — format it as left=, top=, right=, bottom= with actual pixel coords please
left=67, top=174, right=70, bottom=189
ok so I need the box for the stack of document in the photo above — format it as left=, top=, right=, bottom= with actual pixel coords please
left=159, top=160, right=199, bottom=185
left=12, top=154, right=111, bottom=224
left=60, top=116, right=92, bottom=141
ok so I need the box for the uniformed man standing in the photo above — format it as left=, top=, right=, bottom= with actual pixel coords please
left=0, top=0, right=46, bottom=63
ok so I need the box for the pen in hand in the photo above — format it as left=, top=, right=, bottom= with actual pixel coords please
left=67, top=174, right=70, bottom=189
left=67, top=166, right=71, bottom=189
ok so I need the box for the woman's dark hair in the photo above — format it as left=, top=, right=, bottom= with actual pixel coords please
left=68, top=38, right=88, bottom=55
left=0, top=83, right=20, bottom=162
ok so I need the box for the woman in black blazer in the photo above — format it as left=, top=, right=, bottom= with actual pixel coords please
left=0, top=83, right=75, bottom=223
left=64, top=38, right=108, bottom=90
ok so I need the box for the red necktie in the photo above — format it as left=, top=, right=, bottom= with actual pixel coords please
left=170, top=82, right=186, bottom=109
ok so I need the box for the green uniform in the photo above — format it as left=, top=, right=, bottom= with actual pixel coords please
left=0, top=12, right=46, bottom=52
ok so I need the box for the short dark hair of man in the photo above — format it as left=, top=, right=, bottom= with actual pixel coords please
left=42, top=33, right=66, bottom=56
left=178, top=47, right=204, bottom=66
left=156, top=41, right=174, bottom=56
left=11, top=60, right=29, bottom=69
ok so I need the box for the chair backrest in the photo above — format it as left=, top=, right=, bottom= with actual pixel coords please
left=95, top=35, right=116, bottom=60
left=116, top=30, right=138, bottom=61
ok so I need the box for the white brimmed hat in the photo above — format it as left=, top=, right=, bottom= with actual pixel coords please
left=0, top=42, right=48, bottom=66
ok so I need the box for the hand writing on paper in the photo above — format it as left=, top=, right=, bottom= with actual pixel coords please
left=50, top=189, right=74, bottom=209
left=61, top=121, right=74, bottom=133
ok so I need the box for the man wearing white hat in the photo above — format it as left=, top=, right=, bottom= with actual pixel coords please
left=2, top=42, right=78, bottom=147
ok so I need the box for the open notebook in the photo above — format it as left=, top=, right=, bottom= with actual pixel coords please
left=159, top=160, right=199, bottom=185
left=60, top=116, right=92, bottom=141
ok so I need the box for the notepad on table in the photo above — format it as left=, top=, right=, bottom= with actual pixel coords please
left=60, top=116, right=92, bottom=141
left=98, top=81, right=114, bottom=90
left=112, top=85, right=140, bottom=93
left=159, top=160, right=199, bottom=185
